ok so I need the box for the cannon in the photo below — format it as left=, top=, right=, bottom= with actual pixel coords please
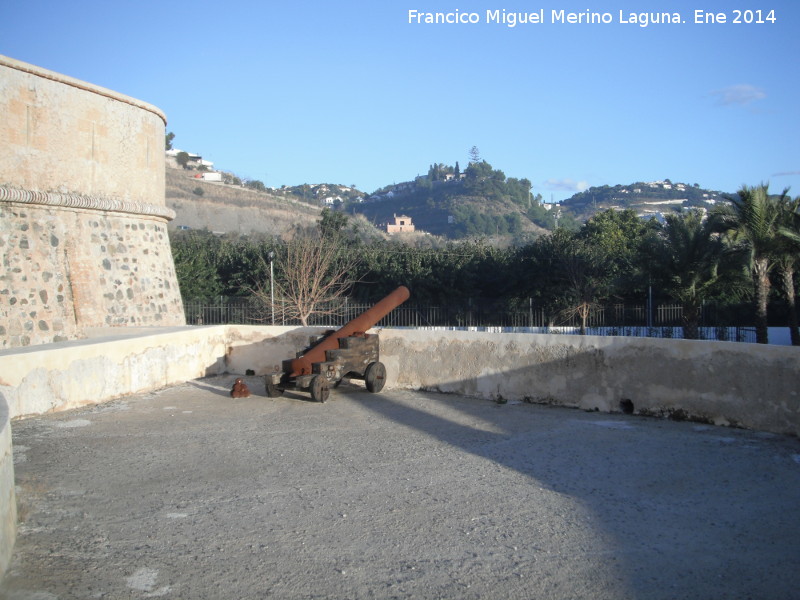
left=265, top=286, right=410, bottom=402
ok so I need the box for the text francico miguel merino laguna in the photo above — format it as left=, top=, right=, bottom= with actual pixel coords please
left=407, top=8, right=778, bottom=27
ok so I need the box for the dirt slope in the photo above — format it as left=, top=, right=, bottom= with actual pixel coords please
left=165, top=166, right=321, bottom=237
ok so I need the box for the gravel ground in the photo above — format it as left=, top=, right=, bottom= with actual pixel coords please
left=3, top=376, right=800, bottom=599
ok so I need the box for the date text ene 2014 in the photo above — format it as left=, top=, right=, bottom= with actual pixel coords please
left=694, top=10, right=777, bottom=24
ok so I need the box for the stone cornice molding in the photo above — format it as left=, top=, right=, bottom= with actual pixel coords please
left=0, top=186, right=176, bottom=221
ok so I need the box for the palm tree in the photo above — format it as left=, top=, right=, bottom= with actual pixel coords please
left=647, top=210, right=724, bottom=339
left=776, top=196, right=800, bottom=345
left=715, top=184, right=788, bottom=344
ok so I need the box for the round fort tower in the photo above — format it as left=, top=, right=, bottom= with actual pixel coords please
left=0, top=55, right=185, bottom=348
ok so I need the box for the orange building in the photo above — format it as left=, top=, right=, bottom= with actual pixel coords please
left=386, top=214, right=415, bottom=234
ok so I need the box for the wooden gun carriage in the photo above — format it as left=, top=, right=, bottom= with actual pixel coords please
left=265, top=286, right=409, bottom=402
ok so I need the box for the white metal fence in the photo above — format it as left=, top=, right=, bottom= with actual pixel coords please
left=182, top=299, right=757, bottom=342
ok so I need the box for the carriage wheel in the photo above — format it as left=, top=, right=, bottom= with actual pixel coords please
left=310, top=375, right=330, bottom=403
left=364, top=361, right=387, bottom=393
left=265, top=378, right=284, bottom=398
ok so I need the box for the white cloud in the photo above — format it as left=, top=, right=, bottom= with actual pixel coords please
left=543, top=178, right=590, bottom=192
left=772, top=170, right=800, bottom=177
left=710, top=84, right=766, bottom=106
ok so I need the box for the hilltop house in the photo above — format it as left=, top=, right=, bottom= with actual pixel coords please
left=166, top=149, right=214, bottom=170
left=386, top=214, right=415, bottom=234
left=444, top=172, right=466, bottom=182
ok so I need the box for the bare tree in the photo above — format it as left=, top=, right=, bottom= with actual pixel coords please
left=253, top=234, right=361, bottom=326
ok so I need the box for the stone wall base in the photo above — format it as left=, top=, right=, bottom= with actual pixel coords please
left=1, top=199, right=184, bottom=349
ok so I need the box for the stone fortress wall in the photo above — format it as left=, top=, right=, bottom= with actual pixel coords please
left=0, top=55, right=185, bottom=349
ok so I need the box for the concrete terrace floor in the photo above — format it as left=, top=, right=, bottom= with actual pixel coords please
left=2, top=377, right=800, bottom=600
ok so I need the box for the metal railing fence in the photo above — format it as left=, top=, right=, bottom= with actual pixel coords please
left=182, top=298, right=757, bottom=342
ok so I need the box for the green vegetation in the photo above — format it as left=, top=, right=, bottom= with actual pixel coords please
left=714, top=184, right=794, bottom=343
left=644, top=209, right=727, bottom=339
left=165, top=141, right=796, bottom=338
left=171, top=190, right=800, bottom=343
left=246, top=179, right=267, bottom=192
left=353, top=159, right=544, bottom=239
left=348, top=161, right=724, bottom=240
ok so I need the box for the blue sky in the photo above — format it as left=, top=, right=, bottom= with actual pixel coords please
left=2, top=0, right=798, bottom=201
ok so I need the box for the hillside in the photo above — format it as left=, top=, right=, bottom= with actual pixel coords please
left=561, top=180, right=728, bottom=221
left=165, top=164, right=395, bottom=244
left=165, top=165, right=322, bottom=237
left=280, top=183, right=365, bottom=205
left=165, top=157, right=550, bottom=242
left=164, top=149, right=731, bottom=243
left=353, top=186, right=547, bottom=239
left=349, top=161, right=549, bottom=240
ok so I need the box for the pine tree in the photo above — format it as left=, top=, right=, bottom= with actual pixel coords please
left=469, top=146, right=481, bottom=164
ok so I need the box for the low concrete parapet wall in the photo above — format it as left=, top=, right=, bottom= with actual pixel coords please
left=5, top=324, right=795, bottom=432
left=0, top=325, right=319, bottom=419
left=3, top=325, right=798, bottom=432
left=377, top=329, right=800, bottom=436
left=224, top=326, right=800, bottom=437
left=0, top=326, right=227, bottom=418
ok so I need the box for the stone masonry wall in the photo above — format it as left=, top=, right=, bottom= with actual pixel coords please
left=1, top=202, right=183, bottom=347
left=0, top=55, right=185, bottom=348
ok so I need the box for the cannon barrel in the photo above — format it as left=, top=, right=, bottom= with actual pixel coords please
left=287, top=286, right=410, bottom=376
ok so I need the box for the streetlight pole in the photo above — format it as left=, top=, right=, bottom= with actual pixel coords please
left=269, top=251, right=275, bottom=325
